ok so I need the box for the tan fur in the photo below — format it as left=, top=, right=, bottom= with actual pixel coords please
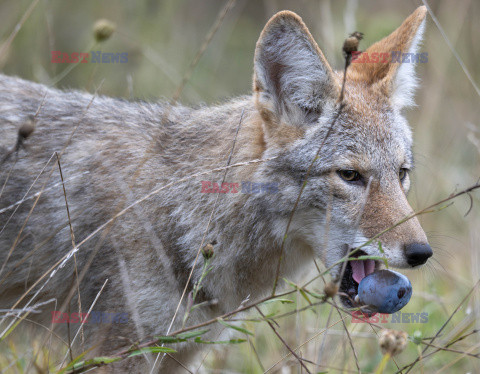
left=348, top=6, right=427, bottom=89
left=0, top=7, right=431, bottom=372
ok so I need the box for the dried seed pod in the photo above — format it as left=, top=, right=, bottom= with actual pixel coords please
left=323, top=282, right=339, bottom=298
left=202, top=243, right=214, bottom=260
left=379, top=329, right=408, bottom=356
left=343, top=31, right=364, bottom=55
left=19, top=115, right=35, bottom=140
left=93, top=19, right=116, bottom=42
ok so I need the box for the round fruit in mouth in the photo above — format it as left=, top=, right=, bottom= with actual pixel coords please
left=357, top=269, right=412, bottom=314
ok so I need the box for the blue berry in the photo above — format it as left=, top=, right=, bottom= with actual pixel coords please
left=358, top=270, right=412, bottom=314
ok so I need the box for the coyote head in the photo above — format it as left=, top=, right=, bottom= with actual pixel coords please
left=252, top=7, right=431, bottom=307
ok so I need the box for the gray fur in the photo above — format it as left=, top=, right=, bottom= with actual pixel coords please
left=0, top=9, right=429, bottom=372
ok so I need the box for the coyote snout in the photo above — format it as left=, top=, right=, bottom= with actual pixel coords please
left=360, top=179, right=432, bottom=268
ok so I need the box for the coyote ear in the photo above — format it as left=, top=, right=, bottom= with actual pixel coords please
left=253, top=11, right=339, bottom=128
left=348, top=6, right=427, bottom=108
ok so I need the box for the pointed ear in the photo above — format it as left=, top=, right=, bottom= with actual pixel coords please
left=348, top=6, right=427, bottom=108
left=253, top=11, right=339, bottom=129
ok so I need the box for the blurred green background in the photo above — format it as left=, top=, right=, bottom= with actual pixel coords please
left=0, top=0, right=479, bottom=372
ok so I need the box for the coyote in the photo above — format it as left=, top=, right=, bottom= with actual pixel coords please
left=0, top=6, right=431, bottom=372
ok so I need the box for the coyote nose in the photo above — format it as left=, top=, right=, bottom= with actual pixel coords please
left=405, top=243, right=433, bottom=267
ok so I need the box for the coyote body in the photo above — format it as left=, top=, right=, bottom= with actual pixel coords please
left=0, top=7, right=431, bottom=372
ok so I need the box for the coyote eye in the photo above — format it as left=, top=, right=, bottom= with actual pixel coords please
left=399, top=168, right=408, bottom=181
left=337, top=170, right=361, bottom=183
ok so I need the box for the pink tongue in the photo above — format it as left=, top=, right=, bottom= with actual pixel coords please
left=351, top=259, right=375, bottom=284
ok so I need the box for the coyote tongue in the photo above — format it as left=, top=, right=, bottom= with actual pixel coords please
left=351, top=259, right=376, bottom=284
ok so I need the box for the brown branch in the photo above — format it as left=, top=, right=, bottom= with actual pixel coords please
left=254, top=305, right=312, bottom=374
left=271, top=31, right=361, bottom=294
left=399, top=277, right=480, bottom=374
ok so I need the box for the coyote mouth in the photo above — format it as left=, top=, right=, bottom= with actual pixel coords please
left=338, top=249, right=378, bottom=310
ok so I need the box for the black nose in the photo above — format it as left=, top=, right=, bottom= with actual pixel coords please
left=405, top=243, right=433, bottom=267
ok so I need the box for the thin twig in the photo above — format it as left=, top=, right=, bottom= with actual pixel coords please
left=0, top=0, right=41, bottom=63
left=255, top=305, right=312, bottom=374
left=0, top=86, right=102, bottom=336
left=420, top=340, right=480, bottom=358
left=156, top=109, right=245, bottom=371
left=422, top=0, right=480, bottom=98
left=264, top=315, right=349, bottom=373
left=400, top=278, right=480, bottom=374
left=171, top=0, right=236, bottom=103
left=272, top=45, right=353, bottom=295
left=333, top=300, right=361, bottom=373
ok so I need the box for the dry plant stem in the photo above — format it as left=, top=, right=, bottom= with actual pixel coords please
left=50, top=204, right=112, bottom=345
left=58, top=233, right=109, bottom=363
left=61, top=279, right=109, bottom=368
left=246, top=335, right=265, bottom=372
left=165, top=353, right=194, bottom=374
left=66, top=304, right=73, bottom=363
left=194, top=326, right=228, bottom=373
left=0, top=157, right=275, bottom=333
left=229, top=299, right=328, bottom=324
left=50, top=41, right=97, bottom=86
left=423, top=278, right=480, bottom=351
left=0, top=88, right=102, bottom=335
left=334, top=176, right=372, bottom=287
left=270, top=101, right=347, bottom=295
left=0, top=159, right=17, bottom=198
left=420, top=341, right=480, bottom=358
left=264, top=315, right=349, bottom=373
left=16, top=316, right=67, bottom=374
left=156, top=109, right=244, bottom=371
left=321, top=181, right=480, bottom=282
left=0, top=94, right=48, bottom=236
left=75, top=174, right=478, bottom=368
left=0, top=0, right=41, bottom=63
left=400, top=277, right=480, bottom=374
left=0, top=85, right=100, bottom=277
left=254, top=305, right=312, bottom=374
left=171, top=0, right=236, bottom=102
left=272, top=49, right=353, bottom=295
left=129, top=0, right=235, bottom=189
left=402, top=330, right=480, bottom=366
left=168, top=109, right=245, bottom=331
left=316, top=304, right=334, bottom=368
left=434, top=341, right=480, bottom=374
left=56, top=152, right=84, bottom=348
left=421, top=0, right=480, bottom=98
left=28, top=174, right=480, bottom=371
left=445, top=329, right=479, bottom=348
left=166, top=111, right=244, bottom=332
left=339, top=54, right=351, bottom=103
left=333, top=300, right=361, bottom=373
left=21, top=278, right=109, bottom=372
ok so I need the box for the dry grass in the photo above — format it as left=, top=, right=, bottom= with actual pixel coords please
left=0, top=0, right=480, bottom=373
